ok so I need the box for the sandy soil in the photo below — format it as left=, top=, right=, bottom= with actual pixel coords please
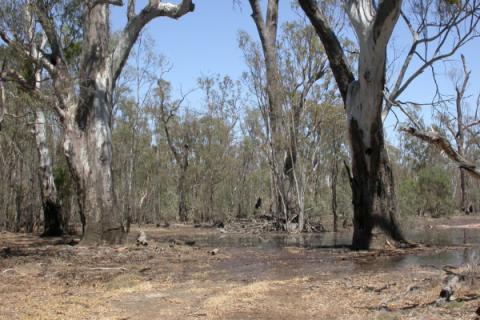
left=1, top=215, right=479, bottom=320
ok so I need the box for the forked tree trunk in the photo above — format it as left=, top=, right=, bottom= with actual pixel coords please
left=345, top=12, right=404, bottom=250
left=51, top=0, right=193, bottom=245
left=33, top=110, right=64, bottom=237
left=63, top=88, right=124, bottom=245
left=299, top=0, right=405, bottom=249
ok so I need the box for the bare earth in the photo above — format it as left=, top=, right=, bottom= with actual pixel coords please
left=1, top=215, right=479, bottom=320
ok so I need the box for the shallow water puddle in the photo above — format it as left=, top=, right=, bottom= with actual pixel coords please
left=151, top=226, right=480, bottom=279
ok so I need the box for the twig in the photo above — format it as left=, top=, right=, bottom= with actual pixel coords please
left=90, top=267, right=129, bottom=271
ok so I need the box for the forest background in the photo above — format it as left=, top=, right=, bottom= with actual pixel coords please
left=1, top=0, right=479, bottom=242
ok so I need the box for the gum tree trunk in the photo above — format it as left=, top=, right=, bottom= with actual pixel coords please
left=247, top=0, right=323, bottom=229
left=1, top=77, right=64, bottom=237
left=299, top=0, right=405, bottom=249
left=33, top=110, right=64, bottom=237
left=247, top=0, right=291, bottom=226
left=31, top=0, right=194, bottom=245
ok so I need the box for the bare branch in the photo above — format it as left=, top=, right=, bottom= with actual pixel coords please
left=297, top=0, right=354, bottom=104
left=0, top=70, right=34, bottom=91
left=110, top=0, right=195, bottom=85
left=383, top=1, right=480, bottom=120
left=35, top=0, right=67, bottom=68
left=91, top=0, right=124, bottom=8
left=0, top=30, right=12, bottom=46
left=382, top=91, right=422, bottom=129
left=465, top=120, right=480, bottom=129
left=0, top=78, right=5, bottom=131
left=400, top=126, right=480, bottom=180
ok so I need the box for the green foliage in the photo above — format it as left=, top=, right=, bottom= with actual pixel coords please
left=398, top=179, right=422, bottom=217
left=418, top=167, right=455, bottom=217
left=441, top=0, right=460, bottom=6
left=64, top=41, right=83, bottom=64
left=53, top=167, right=73, bottom=202
left=398, top=166, right=455, bottom=219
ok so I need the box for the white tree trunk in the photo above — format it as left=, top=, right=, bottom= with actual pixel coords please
left=33, top=110, right=63, bottom=236
left=345, top=1, right=404, bottom=249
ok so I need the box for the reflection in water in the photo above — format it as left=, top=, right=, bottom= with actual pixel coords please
left=353, top=247, right=480, bottom=272
left=152, top=227, right=480, bottom=272
left=408, top=228, right=480, bottom=246
left=158, top=227, right=478, bottom=249
left=153, top=227, right=479, bottom=250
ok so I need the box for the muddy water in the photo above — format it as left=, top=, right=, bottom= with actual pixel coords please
left=152, top=226, right=479, bottom=279
left=155, top=226, right=480, bottom=249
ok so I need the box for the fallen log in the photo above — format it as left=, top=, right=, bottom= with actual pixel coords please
left=436, top=275, right=460, bottom=306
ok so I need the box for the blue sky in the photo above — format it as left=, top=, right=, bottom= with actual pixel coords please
left=110, top=0, right=480, bottom=139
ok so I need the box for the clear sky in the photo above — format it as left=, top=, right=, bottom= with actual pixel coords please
left=110, top=0, right=480, bottom=138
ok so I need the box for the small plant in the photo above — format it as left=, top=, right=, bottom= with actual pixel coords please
left=445, top=300, right=463, bottom=309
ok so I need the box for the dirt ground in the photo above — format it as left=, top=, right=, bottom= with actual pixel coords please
left=1, top=215, right=480, bottom=320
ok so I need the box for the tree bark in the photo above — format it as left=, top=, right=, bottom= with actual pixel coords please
left=14, top=157, right=23, bottom=233
left=31, top=0, right=194, bottom=245
left=454, top=56, right=471, bottom=212
left=33, top=110, right=64, bottom=237
left=299, top=0, right=405, bottom=249
left=161, top=109, right=189, bottom=222
left=247, top=0, right=296, bottom=227
left=332, top=160, right=338, bottom=232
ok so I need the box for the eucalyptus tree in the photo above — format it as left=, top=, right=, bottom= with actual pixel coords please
left=0, top=0, right=194, bottom=245
left=112, top=32, right=162, bottom=227
left=320, top=99, right=349, bottom=231
left=298, top=0, right=406, bottom=249
left=383, top=0, right=480, bottom=211
left=424, top=57, right=477, bottom=212
left=0, top=68, right=41, bottom=233
left=240, top=2, right=332, bottom=231
left=299, top=0, right=480, bottom=248
left=1, top=50, right=63, bottom=236
left=150, top=77, right=192, bottom=221
left=237, top=107, right=271, bottom=217
left=196, top=74, right=243, bottom=221
left=241, top=0, right=287, bottom=227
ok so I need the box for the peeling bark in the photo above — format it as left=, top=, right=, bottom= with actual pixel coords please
left=24, top=0, right=195, bottom=245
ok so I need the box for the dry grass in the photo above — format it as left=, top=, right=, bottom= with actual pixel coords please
left=1, top=222, right=480, bottom=319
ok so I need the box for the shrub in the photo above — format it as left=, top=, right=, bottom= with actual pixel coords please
left=418, top=167, right=455, bottom=217
left=398, top=179, right=422, bottom=217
